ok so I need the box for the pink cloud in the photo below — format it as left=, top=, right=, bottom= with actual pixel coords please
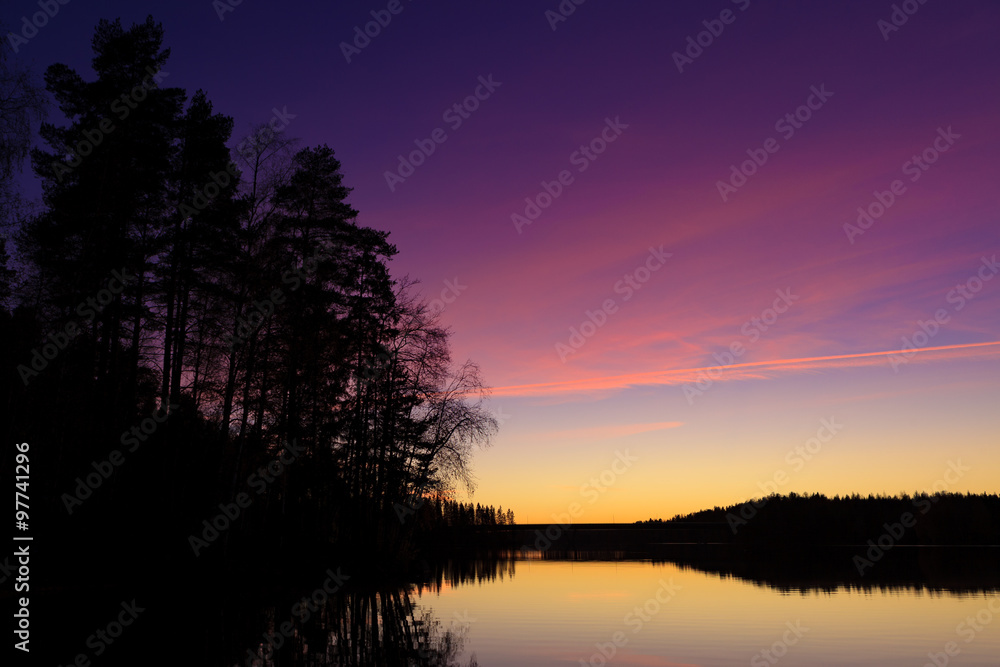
left=489, top=341, right=1000, bottom=398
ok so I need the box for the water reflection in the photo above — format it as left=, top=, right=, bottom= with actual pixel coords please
left=228, top=553, right=522, bottom=667
left=233, top=586, right=481, bottom=667
left=412, top=550, right=519, bottom=596
left=536, top=544, right=1000, bottom=594
left=226, top=547, right=998, bottom=666
left=36, top=548, right=999, bottom=666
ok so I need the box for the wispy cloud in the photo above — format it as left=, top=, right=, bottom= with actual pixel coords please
left=490, top=341, right=1000, bottom=398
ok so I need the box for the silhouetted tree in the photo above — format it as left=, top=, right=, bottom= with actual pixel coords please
left=6, top=14, right=510, bottom=584
left=0, top=33, right=47, bottom=226
left=23, top=16, right=185, bottom=411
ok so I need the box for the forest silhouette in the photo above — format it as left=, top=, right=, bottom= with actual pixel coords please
left=642, top=490, right=1000, bottom=545
left=2, top=16, right=499, bottom=584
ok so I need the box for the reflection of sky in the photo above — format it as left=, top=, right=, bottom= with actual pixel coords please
left=418, top=560, right=1000, bottom=667
left=15, top=0, right=1000, bottom=520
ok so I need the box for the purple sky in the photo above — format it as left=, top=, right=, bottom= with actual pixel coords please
left=7, top=0, right=1000, bottom=520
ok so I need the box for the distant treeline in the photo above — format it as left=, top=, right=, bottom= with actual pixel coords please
left=637, top=492, right=1000, bottom=545
left=404, top=497, right=515, bottom=528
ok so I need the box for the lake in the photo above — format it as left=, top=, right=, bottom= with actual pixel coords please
left=35, top=546, right=1000, bottom=666
left=406, top=549, right=1000, bottom=667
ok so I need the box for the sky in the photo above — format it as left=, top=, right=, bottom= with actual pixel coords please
left=6, top=0, right=1000, bottom=522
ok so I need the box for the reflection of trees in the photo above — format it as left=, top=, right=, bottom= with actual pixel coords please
left=507, top=541, right=1000, bottom=595
left=658, top=544, right=1000, bottom=595
left=240, top=587, right=478, bottom=667
left=412, top=550, right=518, bottom=595
left=235, top=553, right=521, bottom=665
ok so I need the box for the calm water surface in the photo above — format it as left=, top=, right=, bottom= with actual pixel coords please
left=410, top=552, right=1000, bottom=666
left=34, top=548, right=1000, bottom=665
